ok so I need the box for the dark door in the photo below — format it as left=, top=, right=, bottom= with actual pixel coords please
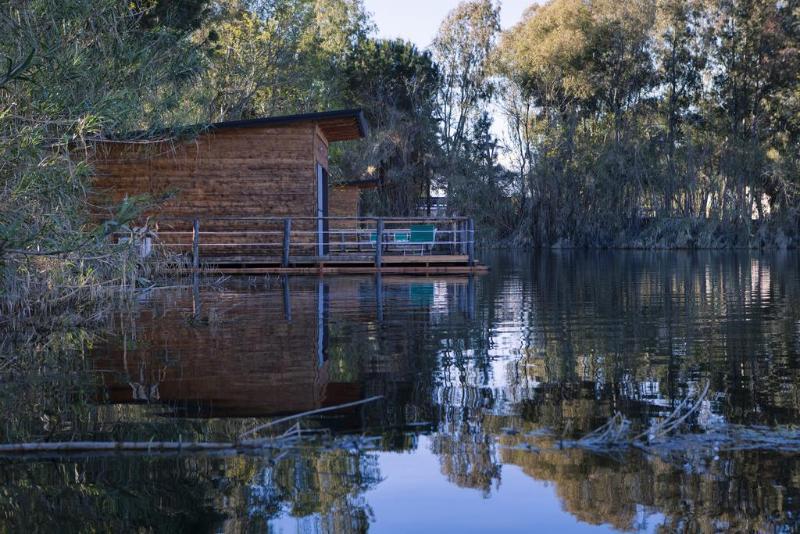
left=317, top=164, right=330, bottom=256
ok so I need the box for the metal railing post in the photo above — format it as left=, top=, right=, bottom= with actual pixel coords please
left=282, top=218, right=291, bottom=268
left=467, top=218, right=475, bottom=266
left=192, top=218, right=200, bottom=270
left=375, top=218, right=383, bottom=269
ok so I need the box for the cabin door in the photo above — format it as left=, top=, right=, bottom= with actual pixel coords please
left=316, top=163, right=329, bottom=256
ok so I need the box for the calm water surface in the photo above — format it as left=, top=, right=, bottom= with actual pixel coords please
left=3, top=251, right=800, bottom=532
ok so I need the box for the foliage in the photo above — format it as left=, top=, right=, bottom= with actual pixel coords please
left=433, top=0, right=500, bottom=158
left=199, top=0, right=372, bottom=119
left=339, top=38, right=440, bottom=215
left=493, top=0, right=800, bottom=247
left=0, top=0, right=208, bottom=317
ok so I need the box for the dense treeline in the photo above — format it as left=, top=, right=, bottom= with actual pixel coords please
left=2, top=0, right=800, bottom=312
left=493, top=0, right=800, bottom=248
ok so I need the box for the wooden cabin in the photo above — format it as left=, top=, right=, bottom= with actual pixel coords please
left=91, top=109, right=481, bottom=273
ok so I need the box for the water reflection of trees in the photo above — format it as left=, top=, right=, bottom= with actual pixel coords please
left=494, top=252, right=800, bottom=427
left=352, top=252, right=800, bottom=529
left=499, top=428, right=800, bottom=532
left=430, top=405, right=501, bottom=496
left=0, top=446, right=381, bottom=533
left=5, top=251, right=800, bottom=530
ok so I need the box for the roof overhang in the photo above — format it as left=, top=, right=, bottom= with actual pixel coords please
left=207, top=108, right=367, bottom=142
left=89, top=108, right=368, bottom=145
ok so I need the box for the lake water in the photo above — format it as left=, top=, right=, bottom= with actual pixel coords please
left=3, top=251, right=800, bottom=532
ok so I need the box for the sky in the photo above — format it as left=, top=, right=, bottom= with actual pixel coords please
left=362, top=0, right=533, bottom=50
left=361, top=1, right=536, bottom=168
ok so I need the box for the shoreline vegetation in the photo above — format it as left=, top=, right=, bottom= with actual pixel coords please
left=507, top=217, right=799, bottom=250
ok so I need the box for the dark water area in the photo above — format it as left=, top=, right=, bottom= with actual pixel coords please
left=3, top=251, right=800, bottom=532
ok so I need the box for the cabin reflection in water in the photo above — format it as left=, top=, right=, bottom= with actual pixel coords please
left=93, top=276, right=476, bottom=418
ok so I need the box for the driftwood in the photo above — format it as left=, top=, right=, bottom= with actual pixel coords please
left=0, top=395, right=384, bottom=455
left=239, top=395, right=384, bottom=439
left=0, top=441, right=236, bottom=454
left=577, top=381, right=712, bottom=449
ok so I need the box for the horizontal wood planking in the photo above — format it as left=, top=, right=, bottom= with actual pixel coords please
left=91, top=124, right=320, bottom=232
left=329, top=186, right=360, bottom=231
left=318, top=119, right=361, bottom=142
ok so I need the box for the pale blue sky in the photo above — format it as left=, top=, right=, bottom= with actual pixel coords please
left=362, top=0, right=534, bottom=49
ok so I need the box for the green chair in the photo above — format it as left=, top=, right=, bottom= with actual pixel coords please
left=410, top=224, right=436, bottom=244
left=409, top=224, right=436, bottom=254
left=373, top=225, right=436, bottom=254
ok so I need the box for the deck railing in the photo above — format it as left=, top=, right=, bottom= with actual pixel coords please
left=145, top=216, right=475, bottom=267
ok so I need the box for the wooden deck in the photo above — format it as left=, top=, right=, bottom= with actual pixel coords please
left=147, top=216, right=486, bottom=275
left=185, top=257, right=488, bottom=275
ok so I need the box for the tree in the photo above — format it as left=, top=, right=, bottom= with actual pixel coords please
left=653, top=0, right=706, bottom=216
left=339, top=38, right=440, bottom=215
left=201, top=0, right=372, bottom=120
left=706, top=0, right=800, bottom=228
left=433, top=0, right=500, bottom=158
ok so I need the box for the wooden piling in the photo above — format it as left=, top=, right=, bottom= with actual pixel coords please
left=282, top=218, right=292, bottom=268
left=192, top=218, right=200, bottom=270
left=375, top=218, right=383, bottom=269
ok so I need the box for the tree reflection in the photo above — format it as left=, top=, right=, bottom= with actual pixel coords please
left=0, top=445, right=382, bottom=533
left=500, top=428, right=800, bottom=532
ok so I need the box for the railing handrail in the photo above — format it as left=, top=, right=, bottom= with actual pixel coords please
left=119, top=214, right=476, bottom=268
left=155, top=215, right=470, bottom=223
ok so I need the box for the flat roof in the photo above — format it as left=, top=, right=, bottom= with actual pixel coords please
left=207, top=108, right=367, bottom=142
left=92, top=108, right=367, bottom=144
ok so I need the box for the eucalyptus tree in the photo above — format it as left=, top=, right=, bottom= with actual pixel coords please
left=202, top=0, right=372, bottom=119
left=705, top=0, right=800, bottom=228
left=495, top=0, right=676, bottom=245
left=432, top=0, right=500, bottom=159
left=494, top=0, right=597, bottom=243
left=653, top=0, right=707, bottom=216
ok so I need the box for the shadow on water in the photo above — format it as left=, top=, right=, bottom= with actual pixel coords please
left=2, top=250, right=800, bottom=531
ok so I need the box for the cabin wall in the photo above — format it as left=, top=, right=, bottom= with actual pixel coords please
left=329, top=187, right=360, bottom=218
left=92, top=123, right=317, bottom=218
left=327, top=185, right=361, bottom=246
left=91, top=123, right=320, bottom=256
left=314, top=126, right=329, bottom=171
